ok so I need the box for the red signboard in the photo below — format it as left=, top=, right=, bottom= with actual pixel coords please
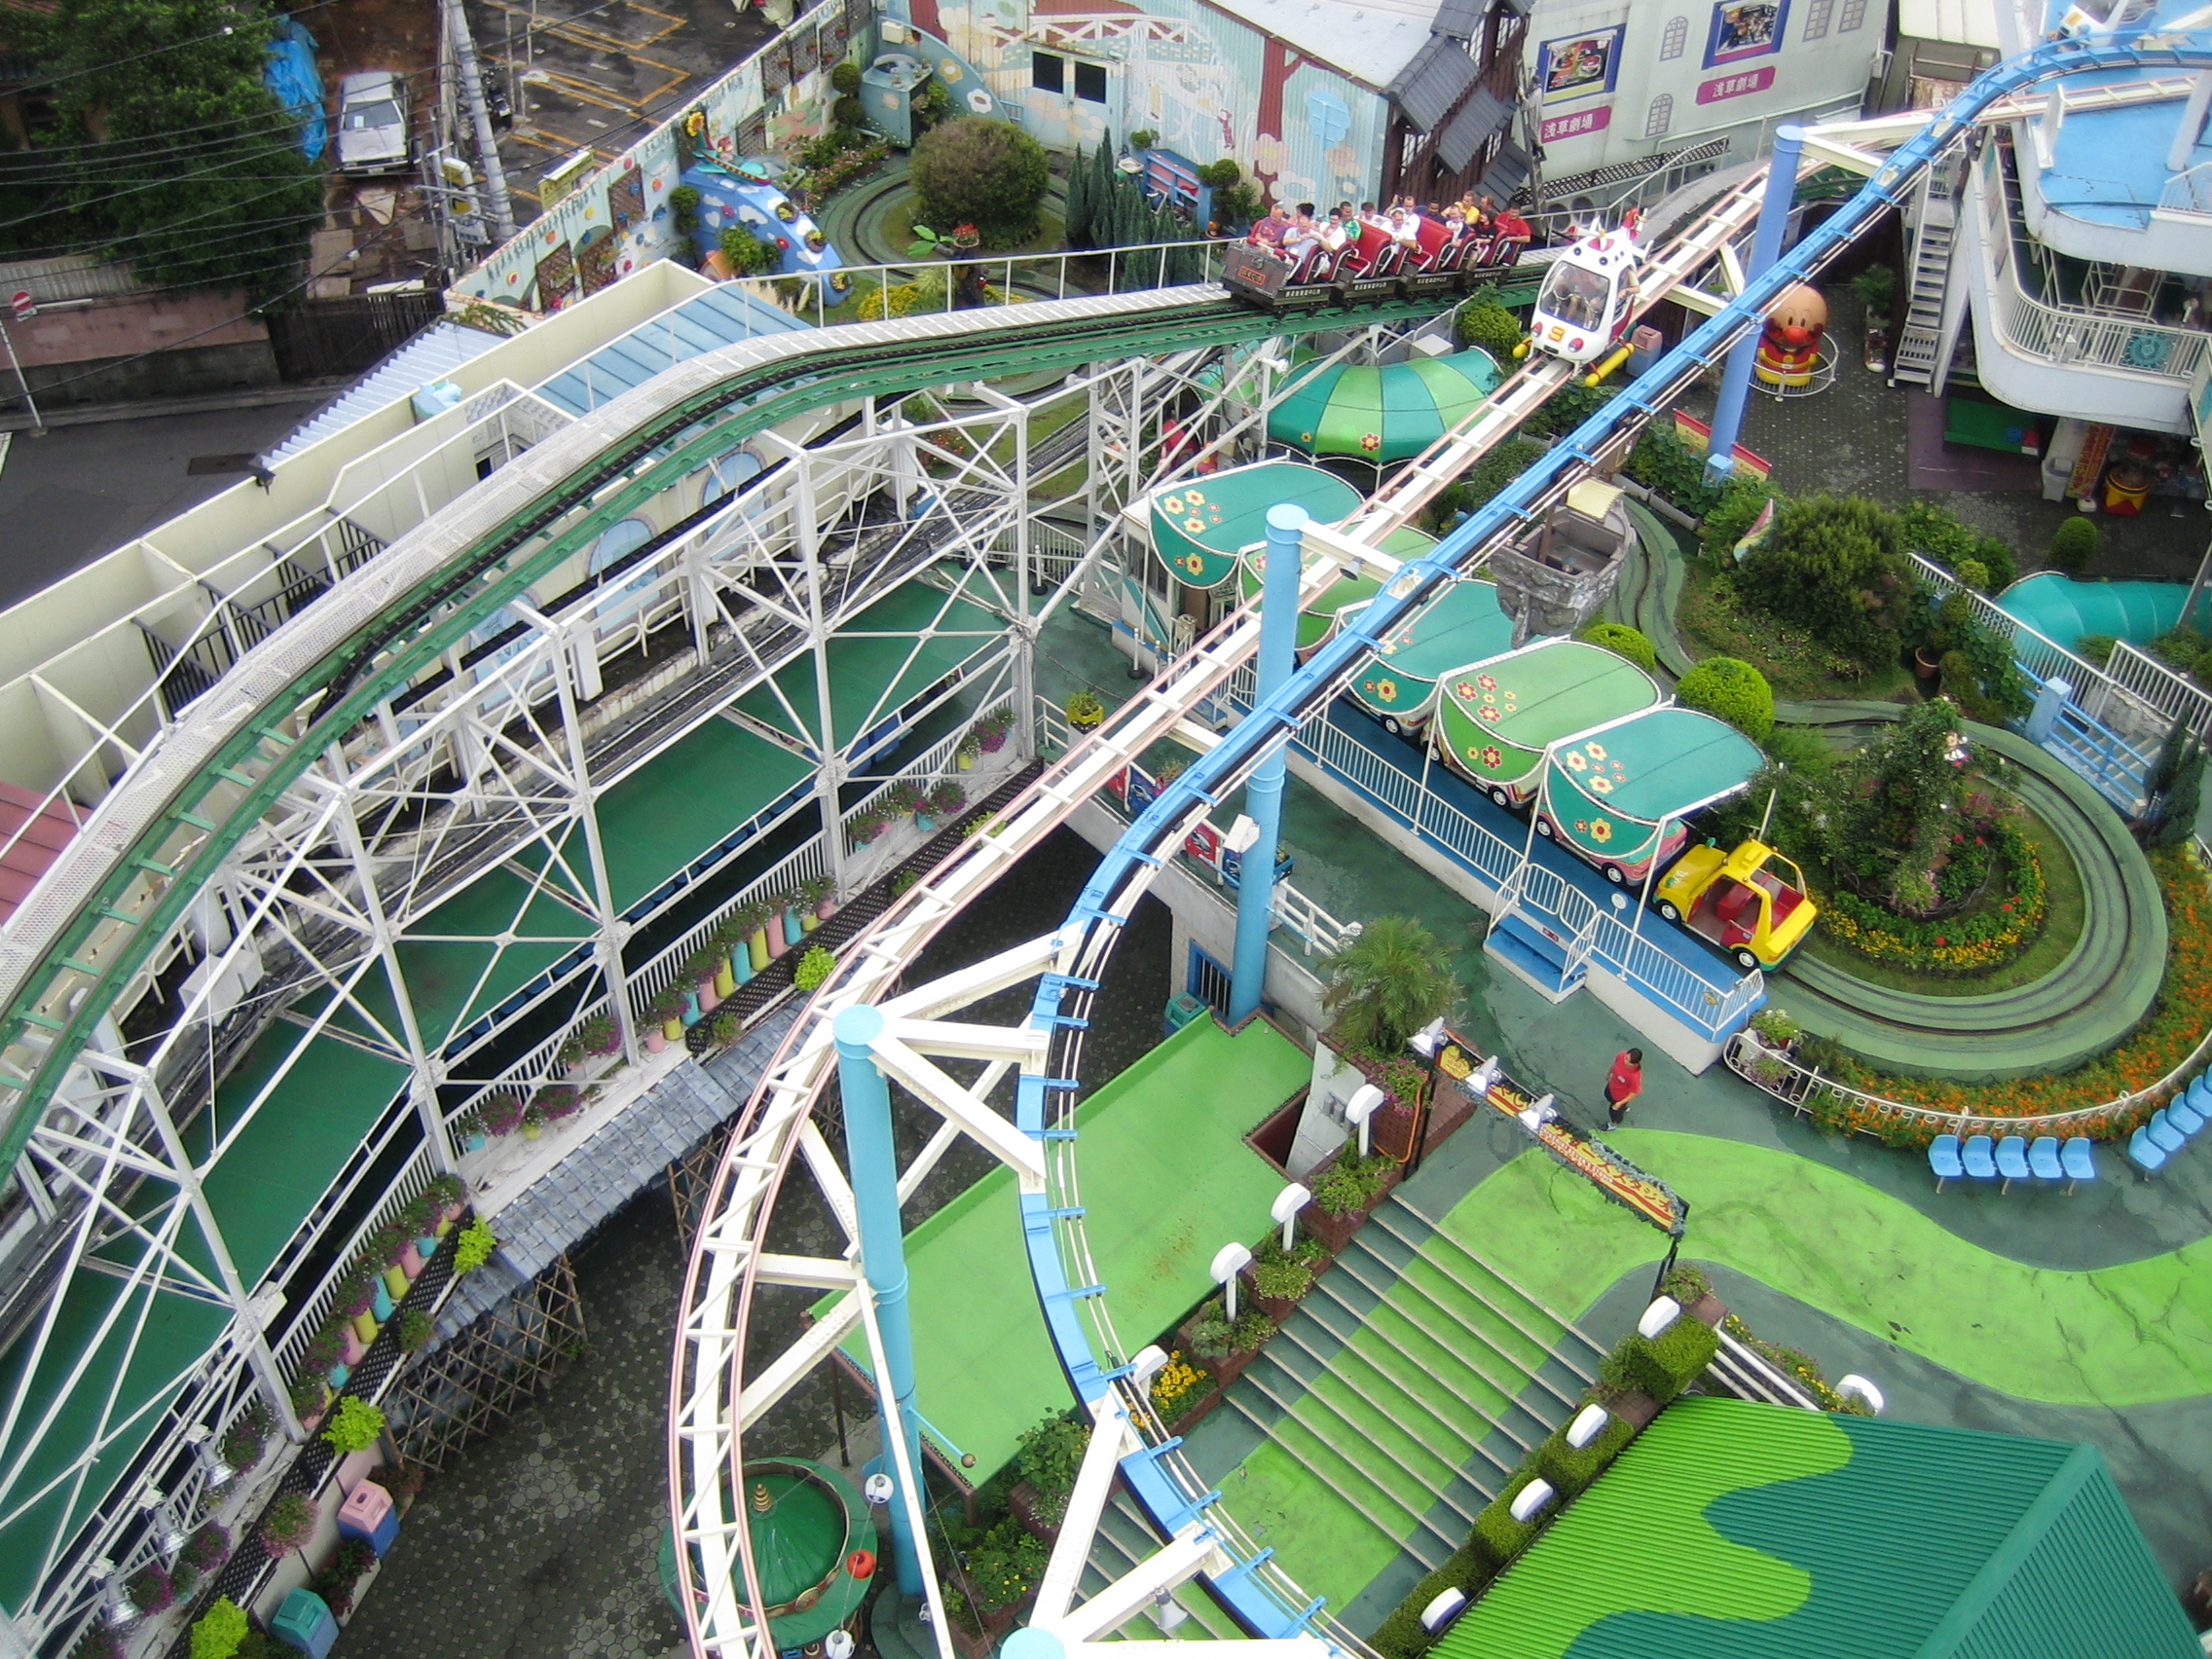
left=1697, top=64, right=1776, bottom=103
left=1539, top=104, right=1612, bottom=144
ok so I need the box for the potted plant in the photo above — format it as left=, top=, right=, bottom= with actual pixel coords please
left=192, top=1598, right=249, bottom=1659
left=956, top=730, right=982, bottom=771
left=1245, top=1233, right=1326, bottom=1320
left=218, top=1402, right=274, bottom=1477
left=535, top=1084, right=583, bottom=1126
left=1065, top=688, right=1105, bottom=732
left=977, top=705, right=1014, bottom=753
left=126, top=1564, right=174, bottom=1617
left=556, top=1032, right=588, bottom=1077
left=927, top=780, right=967, bottom=823
left=257, top=1493, right=316, bottom=1560
left=884, top=779, right=927, bottom=820
left=708, top=1008, right=742, bottom=1047
left=579, top=1012, right=621, bottom=1059
left=1145, top=1349, right=1214, bottom=1430
left=425, top=1172, right=467, bottom=1234
left=731, top=899, right=772, bottom=975
left=1010, top=1412, right=1087, bottom=1540
left=1305, top=1140, right=1402, bottom=1254
left=365, top=1223, right=412, bottom=1297
left=521, top=1099, right=548, bottom=1140
left=646, top=988, right=688, bottom=1051
left=396, top=1309, right=434, bottom=1354
left=793, top=945, right=836, bottom=993
left=178, top=1522, right=230, bottom=1583
left=777, top=890, right=807, bottom=950
left=289, top=1374, right=331, bottom=1434
left=322, top=1395, right=387, bottom=1458
left=481, top=1093, right=526, bottom=1137
left=850, top=810, right=889, bottom=847
left=1182, top=1294, right=1273, bottom=1389
left=400, top=1194, right=439, bottom=1261
left=453, top=1217, right=497, bottom=1275
left=453, top=1107, right=487, bottom=1153
left=334, top=1268, right=381, bottom=1348
left=1747, top=1008, right=1800, bottom=1053
left=690, top=944, right=726, bottom=1014
left=797, top=873, right=835, bottom=930
left=304, top=1322, right=349, bottom=1388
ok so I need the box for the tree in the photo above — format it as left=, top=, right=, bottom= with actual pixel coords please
left=1066, top=141, right=1094, bottom=247
left=909, top=116, right=1050, bottom=247
left=1677, top=655, right=1774, bottom=742
left=1825, top=700, right=1966, bottom=913
left=1735, top=494, right=1910, bottom=674
left=14, top=0, right=323, bottom=296
left=1320, top=915, right=1460, bottom=1056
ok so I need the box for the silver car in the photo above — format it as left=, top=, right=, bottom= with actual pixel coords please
left=336, top=70, right=412, bottom=174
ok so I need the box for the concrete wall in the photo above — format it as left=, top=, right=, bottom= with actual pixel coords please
left=7, top=289, right=277, bottom=407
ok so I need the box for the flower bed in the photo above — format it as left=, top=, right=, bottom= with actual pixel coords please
left=1806, top=845, right=2212, bottom=1137
left=1819, top=819, right=2048, bottom=975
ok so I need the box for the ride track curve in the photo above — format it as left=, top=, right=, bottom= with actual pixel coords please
left=669, top=31, right=2212, bottom=1659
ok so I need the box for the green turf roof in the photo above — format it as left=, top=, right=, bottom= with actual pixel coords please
left=828, top=1014, right=1309, bottom=1483
left=1434, top=1397, right=2197, bottom=1659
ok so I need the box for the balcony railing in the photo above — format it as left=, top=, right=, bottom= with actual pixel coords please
left=1978, top=146, right=2212, bottom=383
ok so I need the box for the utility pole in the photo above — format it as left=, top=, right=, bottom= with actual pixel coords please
left=444, top=0, right=516, bottom=242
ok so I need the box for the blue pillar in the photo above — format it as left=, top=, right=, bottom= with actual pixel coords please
left=1230, top=503, right=1306, bottom=1023
left=1705, top=124, right=1806, bottom=488
left=832, top=1003, right=925, bottom=1595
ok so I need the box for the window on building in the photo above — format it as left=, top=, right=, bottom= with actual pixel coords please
left=1659, top=15, right=1688, bottom=58
left=1644, top=93, right=1674, bottom=137
left=1839, top=0, right=1866, bottom=27
left=1032, top=51, right=1064, bottom=93
left=1074, top=59, right=1107, bottom=102
left=1802, top=0, right=1831, bottom=36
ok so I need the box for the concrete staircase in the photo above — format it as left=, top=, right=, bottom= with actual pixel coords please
left=1221, top=1194, right=1605, bottom=1572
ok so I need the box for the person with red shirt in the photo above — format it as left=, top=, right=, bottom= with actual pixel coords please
left=1604, top=1047, right=1643, bottom=1127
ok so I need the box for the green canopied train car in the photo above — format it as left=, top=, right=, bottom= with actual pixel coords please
left=1434, top=639, right=1663, bottom=808
left=1534, top=707, right=1762, bottom=884
left=1341, top=577, right=1513, bottom=735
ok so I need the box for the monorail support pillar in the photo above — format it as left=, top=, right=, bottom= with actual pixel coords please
left=1705, top=124, right=1806, bottom=488
left=1230, top=503, right=1304, bottom=1023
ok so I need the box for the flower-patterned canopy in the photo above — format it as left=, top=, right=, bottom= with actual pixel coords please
left=1146, top=459, right=1362, bottom=590
left=1267, top=348, right=1504, bottom=466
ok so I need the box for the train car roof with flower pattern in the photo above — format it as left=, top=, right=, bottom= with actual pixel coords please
left=1435, top=638, right=1663, bottom=800
left=1340, top=576, right=1513, bottom=733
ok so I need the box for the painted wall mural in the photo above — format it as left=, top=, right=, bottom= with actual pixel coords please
left=453, top=0, right=869, bottom=308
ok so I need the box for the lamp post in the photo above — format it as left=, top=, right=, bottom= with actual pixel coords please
left=1406, top=1016, right=1447, bottom=1173
left=1270, top=1183, right=1310, bottom=1252
left=1209, top=1242, right=1253, bottom=1320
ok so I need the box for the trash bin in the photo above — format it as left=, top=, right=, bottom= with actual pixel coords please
left=272, top=1588, right=339, bottom=1658
left=336, top=1479, right=398, bottom=1555
left=1163, top=992, right=1209, bottom=1038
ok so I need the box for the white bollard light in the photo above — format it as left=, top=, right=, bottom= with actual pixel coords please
left=1272, top=1183, right=1311, bottom=1252
left=1129, top=1344, right=1170, bottom=1386
left=1210, top=1241, right=1253, bottom=1320
left=1345, top=1085, right=1385, bottom=1156
left=1566, top=1404, right=1611, bottom=1449
left=1837, top=1374, right=1886, bottom=1415
left=1509, top=1479, right=1556, bottom=1523
left=1639, top=1296, right=1682, bottom=1339
left=1419, top=1589, right=1467, bottom=1633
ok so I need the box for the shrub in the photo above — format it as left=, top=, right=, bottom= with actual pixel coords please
left=1471, top=1473, right=1547, bottom=1566
left=1610, top=1316, right=1719, bottom=1402
left=830, top=59, right=862, bottom=94
left=397, top=1309, right=434, bottom=1353
left=1898, top=499, right=2015, bottom=592
left=1014, top=1412, right=1088, bottom=1522
left=793, top=945, right=836, bottom=992
left=832, top=94, right=866, bottom=128
left=191, top=1599, right=250, bottom=1659
left=1533, top=1411, right=1633, bottom=1495
left=453, top=1217, right=497, bottom=1275
left=1736, top=494, right=1909, bottom=673
left=1677, top=656, right=1774, bottom=742
left=323, top=1395, right=387, bottom=1456
left=1250, top=1254, right=1314, bottom=1301
left=1696, top=472, right=1777, bottom=567
left=1455, top=285, right=1524, bottom=359
left=1953, top=557, right=1990, bottom=593
left=668, top=183, right=701, bottom=237
left=966, top=1517, right=1049, bottom=1610
left=1576, top=621, right=1656, bottom=673
left=1311, top=1145, right=1394, bottom=1215
left=1370, top=1608, right=1438, bottom=1659
left=709, top=1008, right=742, bottom=1045
left=2049, top=514, right=2097, bottom=573
left=1460, top=434, right=1543, bottom=512
left=719, top=224, right=773, bottom=276
left=909, top=116, right=1050, bottom=246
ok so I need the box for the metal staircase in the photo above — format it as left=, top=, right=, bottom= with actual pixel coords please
left=1890, top=173, right=1958, bottom=388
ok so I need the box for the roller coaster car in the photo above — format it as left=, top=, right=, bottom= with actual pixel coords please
left=1527, top=228, right=1641, bottom=366
left=1221, top=240, right=1352, bottom=310
left=1652, top=838, right=1818, bottom=973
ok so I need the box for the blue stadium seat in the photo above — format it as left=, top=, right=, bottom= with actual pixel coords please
left=2060, top=1136, right=2097, bottom=1191
left=2128, top=1126, right=2169, bottom=1173
left=1929, top=1133, right=1963, bottom=1191
left=1995, top=1135, right=2030, bottom=1193
left=1962, top=1134, right=1997, bottom=1179
left=2028, top=1136, right=2062, bottom=1182
left=2148, top=1108, right=2187, bottom=1154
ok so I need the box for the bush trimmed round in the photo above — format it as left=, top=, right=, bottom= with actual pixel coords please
left=2049, top=514, right=2097, bottom=573
left=1578, top=620, right=1657, bottom=673
left=908, top=116, right=1051, bottom=247
left=1677, top=654, right=1775, bottom=742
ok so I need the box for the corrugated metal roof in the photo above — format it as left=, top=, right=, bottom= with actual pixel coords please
left=1389, top=34, right=1478, bottom=130
left=1203, top=0, right=1436, bottom=90
left=1437, top=85, right=1510, bottom=174
left=266, top=319, right=506, bottom=461
left=534, top=279, right=811, bottom=416
left=1434, top=1398, right=2197, bottom=1659
left=433, top=1005, right=799, bottom=1340
left=1430, top=0, right=1483, bottom=39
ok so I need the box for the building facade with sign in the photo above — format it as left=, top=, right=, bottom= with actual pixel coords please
left=1514, top=0, right=1883, bottom=209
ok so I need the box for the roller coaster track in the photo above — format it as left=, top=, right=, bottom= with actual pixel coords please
left=667, top=33, right=2212, bottom=1659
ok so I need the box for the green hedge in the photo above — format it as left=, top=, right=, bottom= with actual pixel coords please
left=1472, top=1471, right=1550, bottom=1567
left=1535, top=1412, right=1635, bottom=1496
left=1578, top=621, right=1657, bottom=674
left=1370, top=1544, right=1496, bottom=1659
left=1604, top=1317, right=1720, bottom=1404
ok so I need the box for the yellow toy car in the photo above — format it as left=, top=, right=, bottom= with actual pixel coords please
left=1652, top=838, right=1818, bottom=973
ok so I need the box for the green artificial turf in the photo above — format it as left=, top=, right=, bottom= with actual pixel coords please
left=836, top=1014, right=1308, bottom=1482
left=1440, top=1132, right=2212, bottom=1406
